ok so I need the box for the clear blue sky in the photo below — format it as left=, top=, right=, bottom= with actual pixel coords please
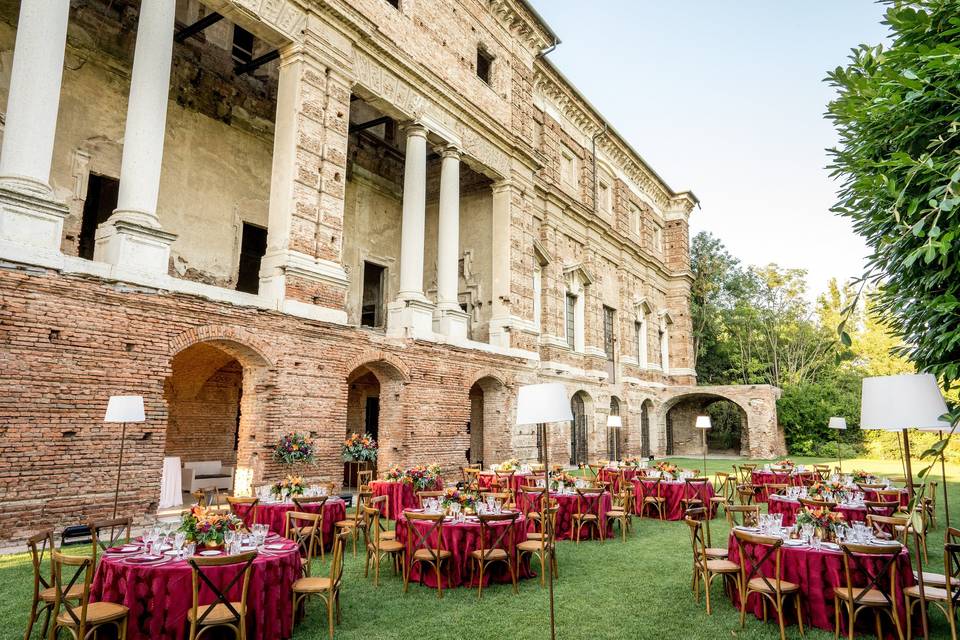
left=529, top=0, right=891, bottom=298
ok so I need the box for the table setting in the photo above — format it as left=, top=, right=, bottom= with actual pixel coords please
left=232, top=480, right=346, bottom=544
left=513, top=475, right=614, bottom=540
left=631, top=469, right=717, bottom=521
left=766, top=484, right=894, bottom=525
left=370, top=464, right=444, bottom=520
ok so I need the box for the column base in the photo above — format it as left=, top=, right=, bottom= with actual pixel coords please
left=387, top=298, right=435, bottom=339
left=93, top=218, right=177, bottom=275
left=433, top=306, right=470, bottom=340
left=0, top=180, right=68, bottom=254
left=257, top=249, right=349, bottom=323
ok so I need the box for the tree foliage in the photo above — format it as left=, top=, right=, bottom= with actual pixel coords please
left=826, top=0, right=960, bottom=387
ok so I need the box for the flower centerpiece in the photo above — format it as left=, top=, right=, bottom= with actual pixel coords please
left=796, top=507, right=845, bottom=541
left=441, top=487, right=479, bottom=512
left=495, top=458, right=521, bottom=472
left=384, top=465, right=405, bottom=482
left=772, top=458, right=794, bottom=470
left=270, top=474, right=305, bottom=500
left=406, top=464, right=442, bottom=491
left=273, top=432, right=315, bottom=465
left=623, top=456, right=642, bottom=467
left=851, top=469, right=875, bottom=484
left=654, top=461, right=679, bottom=479
left=178, top=506, right=244, bottom=548
left=808, top=481, right=848, bottom=502
left=341, top=432, right=378, bottom=463
left=549, top=470, right=577, bottom=490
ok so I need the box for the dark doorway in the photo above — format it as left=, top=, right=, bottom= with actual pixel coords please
left=236, top=223, right=267, bottom=294
left=666, top=412, right=675, bottom=456
left=603, top=306, right=616, bottom=382
left=231, top=25, right=255, bottom=65
left=361, top=262, right=386, bottom=328
left=364, top=396, right=379, bottom=440
left=641, top=400, right=652, bottom=458
left=78, top=174, right=119, bottom=260
left=344, top=369, right=381, bottom=487
left=570, top=393, right=587, bottom=466
left=607, top=397, right=622, bottom=460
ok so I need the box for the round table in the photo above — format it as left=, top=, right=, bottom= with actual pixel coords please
left=514, top=490, right=614, bottom=541
left=477, top=472, right=532, bottom=494
left=231, top=498, right=346, bottom=546
left=751, top=471, right=819, bottom=502
left=766, top=495, right=894, bottom=526
left=726, top=531, right=914, bottom=635
left=370, top=479, right=443, bottom=521
left=862, top=488, right=910, bottom=508
left=90, top=541, right=301, bottom=640
left=395, top=511, right=531, bottom=588
left=632, top=478, right=717, bottom=521
left=597, top=467, right=643, bottom=492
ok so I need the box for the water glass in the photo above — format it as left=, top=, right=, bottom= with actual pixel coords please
left=801, top=524, right=814, bottom=544
left=224, top=529, right=237, bottom=550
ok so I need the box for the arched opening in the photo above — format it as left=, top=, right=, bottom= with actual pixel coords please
left=570, top=391, right=590, bottom=466
left=467, top=376, right=507, bottom=467
left=345, top=367, right=381, bottom=487
left=164, top=339, right=270, bottom=502
left=663, top=393, right=748, bottom=457
left=607, top=397, right=622, bottom=460
left=640, top=399, right=652, bottom=458
left=343, top=358, right=408, bottom=483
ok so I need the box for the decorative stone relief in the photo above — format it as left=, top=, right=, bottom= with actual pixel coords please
left=228, top=0, right=306, bottom=42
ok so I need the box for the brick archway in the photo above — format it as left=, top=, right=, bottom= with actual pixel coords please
left=468, top=375, right=508, bottom=467
left=344, top=356, right=409, bottom=473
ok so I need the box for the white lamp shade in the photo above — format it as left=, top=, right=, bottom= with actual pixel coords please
left=695, top=415, right=712, bottom=429
left=104, top=395, right=145, bottom=423
left=828, top=416, right=847, bottom=430
left=860, top=374, right=949, bottom=431
left=516, top=383, right=574, bottom=425
left=607, top=415, right=622, bottom=428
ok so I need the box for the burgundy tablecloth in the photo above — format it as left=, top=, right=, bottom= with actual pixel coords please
left=726, top=532, right=914, bottom=636
left=751, top=471, right=818, bottom=502
left=477, top=472, right=532, bottom=494
left=90, top=543, right=301, bottom=640
left=766, top=496, right=893, bottom=526
left=632, top=479, right=716, bottom=520
left=395, top=512, right=532, bottom=588
left=231, top=499, right=346, bottom=546
left=370, top=480, right=443, bottom=521
left=862, top=488, right=909, bottom=508
left=515, top=491, right=614, bottom=541
left=597, top=468, right=642, bottom=492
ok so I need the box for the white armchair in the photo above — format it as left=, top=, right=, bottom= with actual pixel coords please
left=181, top=460, right=234, bottom=493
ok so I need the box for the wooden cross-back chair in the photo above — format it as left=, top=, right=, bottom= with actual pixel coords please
left=288, top=498, right=327, bottom=560
left=335, top=487, right=371, bottom=556
left=684, top=506, right=727, bottom=559
left=712, top=472, right=735, bottom=514
left=88, top=517, right=131, bottom=567
left=461, top=465, right=481, bottom=485
left=292, top=530, right=348, bottom=639
left=50, top=549, right=129, bottom=640
left=356, top=470, right=373, bottom=489
left=187, top=551, right=256, bottom=640
left=517, top=503, right=559, bottom=586
left=738, top=464, right=758, bottom=483
left=685, top=515, right=739, bottom=615
left=905, top=527, right=959, bottom=640
left=680, top=477, right=710, bottom=514
left=866, top=514, right=910, bottom=545
left=416, top=491, right=445, bottom=508
left=763, top=483, right=788, bottom=501
left=361, top=504, right=404, bottom=586
left=637, top=477, right=666, bottom=520
left=606, top=482, right=634, bottom=541
left=736, top=484, right=758, bottom=506
left=726, top=505, right=761, bottom=528
left=834, top=542, right=903, bottom=640
left=469, top=512, right=519, bottom=598
left=24, top=529, right=82, bottom=640
left=226, top=496, right=259, bottom=530
left=287, top=511, right=322, bottom=575
left=799, top=497, right=837, bottom=510
left=368, top=494, right=396, bottom=542
left=519, top=486, right=548, bottom=541
left=572, top=487, right=605, bottom=543
left=403, top=511, right=452, bottom=598
left=732, top=530, right=804, bottom=640
left=481, top=491, right=515, bottom=510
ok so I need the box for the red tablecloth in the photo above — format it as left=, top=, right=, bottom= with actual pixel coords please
left=90, top=542, right=301, bottom=640
left=515, top=490, right=614, bottom=541
left=395, top=512, right=532, bottom=588
left=477, top=472, right=532, bottom=494
left=751, top=471, right=818, bottom=502
left=726, top=532, right=914, bottom=636
left=862, top=488, right=909, bottom=508
left=370, top=479, right=443, bottom=521
left=231, top=498, right=346, bottom=546
left=766, top=496, right=894, bottom=526
left=597, top=468, right=642, bottom=492
left=632, top=479, right=716, bottom=521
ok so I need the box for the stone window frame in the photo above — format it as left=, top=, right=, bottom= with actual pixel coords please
left=532, top=240, right=552, bottom=333
left=634, top=298, right=652, bottom=369
left=560, top=144, right=578, bottom=189
left=562, top=263, right=592, bottom=354
left=628, top=200, right=642, bottom=238
left=658, top=310, right=674, bottom=373
left=476, top=43, right=495, bottom=87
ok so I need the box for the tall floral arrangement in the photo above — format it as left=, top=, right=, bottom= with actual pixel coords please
left=654, top=461, right=679, bottom=479
left=382, top=464, right=442, bottom=491
left=273, top=432, right=315, bottom=465
left=495, top=458, right=520, bottom=472
left=342, top=433, right=378, bottom=463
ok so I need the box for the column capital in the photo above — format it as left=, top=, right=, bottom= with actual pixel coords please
left=401, top=121, right=429, bottom=139
left=434, top=144, right=463, bottom=160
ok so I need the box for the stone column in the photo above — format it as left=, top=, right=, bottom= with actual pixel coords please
left=387, top=123, right=434, bottom=338
left=487, top=181, right=513, bottom=347
left=94, top=0, right=177, bottom=274
left=433, top=145, right=469, bottom=339
left=0, top=0, right=70, bottom=253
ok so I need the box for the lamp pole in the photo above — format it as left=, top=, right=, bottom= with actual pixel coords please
left=112, top=421, right=128, bottom=519
left=541, top=421, right=556, bottom=640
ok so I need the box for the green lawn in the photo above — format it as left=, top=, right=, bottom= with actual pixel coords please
left=4, top=456, right=956, bottom=639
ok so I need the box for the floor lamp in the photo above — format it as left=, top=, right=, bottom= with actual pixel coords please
left=104, top=395, right=146, bottom=519
left=607, top=414, right=622, bottom=461
left=828, top=417, right=846, bottom=473
left=516, top=383, right=573, bottom=640
left=695, top=416, right=712, bottom=541
left=861, top=373, right=950, bottom=640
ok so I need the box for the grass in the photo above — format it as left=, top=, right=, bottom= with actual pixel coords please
left=3, top=456, right=957, bottom=640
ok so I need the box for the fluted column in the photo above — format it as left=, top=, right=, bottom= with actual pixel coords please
left=93, top=0, right=177, bottom=274
left=0, top=0, right=71, bottom=253
left=433, top=145, right=469, bottom=339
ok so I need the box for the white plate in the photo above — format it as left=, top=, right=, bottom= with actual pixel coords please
left=265, top=543, right=286, bottom=550
left=784, top=539, right=805, bottom=546
left=198, top=550, right=221, bottom=556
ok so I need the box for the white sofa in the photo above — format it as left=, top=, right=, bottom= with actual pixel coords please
left=181, top=460, right=234, bottom=493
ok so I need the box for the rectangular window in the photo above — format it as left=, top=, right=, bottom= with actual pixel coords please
left=78, top=174, right=120, bottom=260
left=532, top=264, right=542, bottom=330
left=629, top=202, right=642, bottom=236
left=598, top=180, right=611, bottom=212
left=565, top=294, right=577, bottom=349
left=236, top=222, right=267, bottom=294
left=653, top=223, right=664, bottom=252
left=561, top=147, right=577, bottom=187
left=603, top=306, right=616, bottom=383
left=361, top=261, right=386, bottom=328
left=231, top=25, right=255, bottom=66
left=476, top=47, right=494, bottom=84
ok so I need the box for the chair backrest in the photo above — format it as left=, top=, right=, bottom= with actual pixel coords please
left=362, top=505, right=385, bottom=551
left=945, top=527, right=960, bottom=616
left=866, top=514, right=910, bottom=543
left=327, top=531, right=348, bottom=591
left=88, top=517, right=131, bottom=565
left=292, top=495, right=329, bottom=511
left=875, top=489, right=903, bottom=504
left=51, top=549, right=95, bottom=636
left=481, top=491, right=513, bottom=507
left=226, top=497, right=259, bottom=529
left=684, top=477, right=709, bottom=500
left=357, top=470, right=373, bottom=488
left=416, top=490, right=445, bottom=507
left=529, top=504, right=560, bottom=553
left=736, top=484, right=756, bottom=505
left=575, top=487, right=604, bottom=516
left=684, top=515, right=707, bottom=570
left=286, top=511, right=321, bottom=574
left=519, top=486, right=547, bottom=515
left=838, top=542, right=901, bottom=608
left=188, top=551, right=257, bottom=629
left=404, top=512, right=445, bottom=562
left=639, top=477, right=662, bottom=500
left=524, top=472, right=546, bottom=488
left=353, top=488, right=372, bottom=522
left=26, top=529, right=55, bottom=602
left=733, top=529, right=787, bottom=595
left=726, top=505, right=760, bottom=528
left=477, top=512, right=518, bottom=559
left=863, top=500, right=895, bottom=518
left=764, top=483, right=788, bottom=497
left=799, top=497, right=837, bottom=510
left=494, top=470, right=515, bottom=482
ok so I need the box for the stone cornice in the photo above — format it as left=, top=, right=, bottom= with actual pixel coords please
left=533, top=61, right=698, bottom=215
left=487, top=0, right=556, bottom=54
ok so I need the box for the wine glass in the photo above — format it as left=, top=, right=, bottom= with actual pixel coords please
left=174, top=532, right=186, bottom=558
left=224, top=529, right=237, bottom=553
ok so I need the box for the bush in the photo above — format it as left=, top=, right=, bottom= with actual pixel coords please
left=777, top=373, right=862, bottom=455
